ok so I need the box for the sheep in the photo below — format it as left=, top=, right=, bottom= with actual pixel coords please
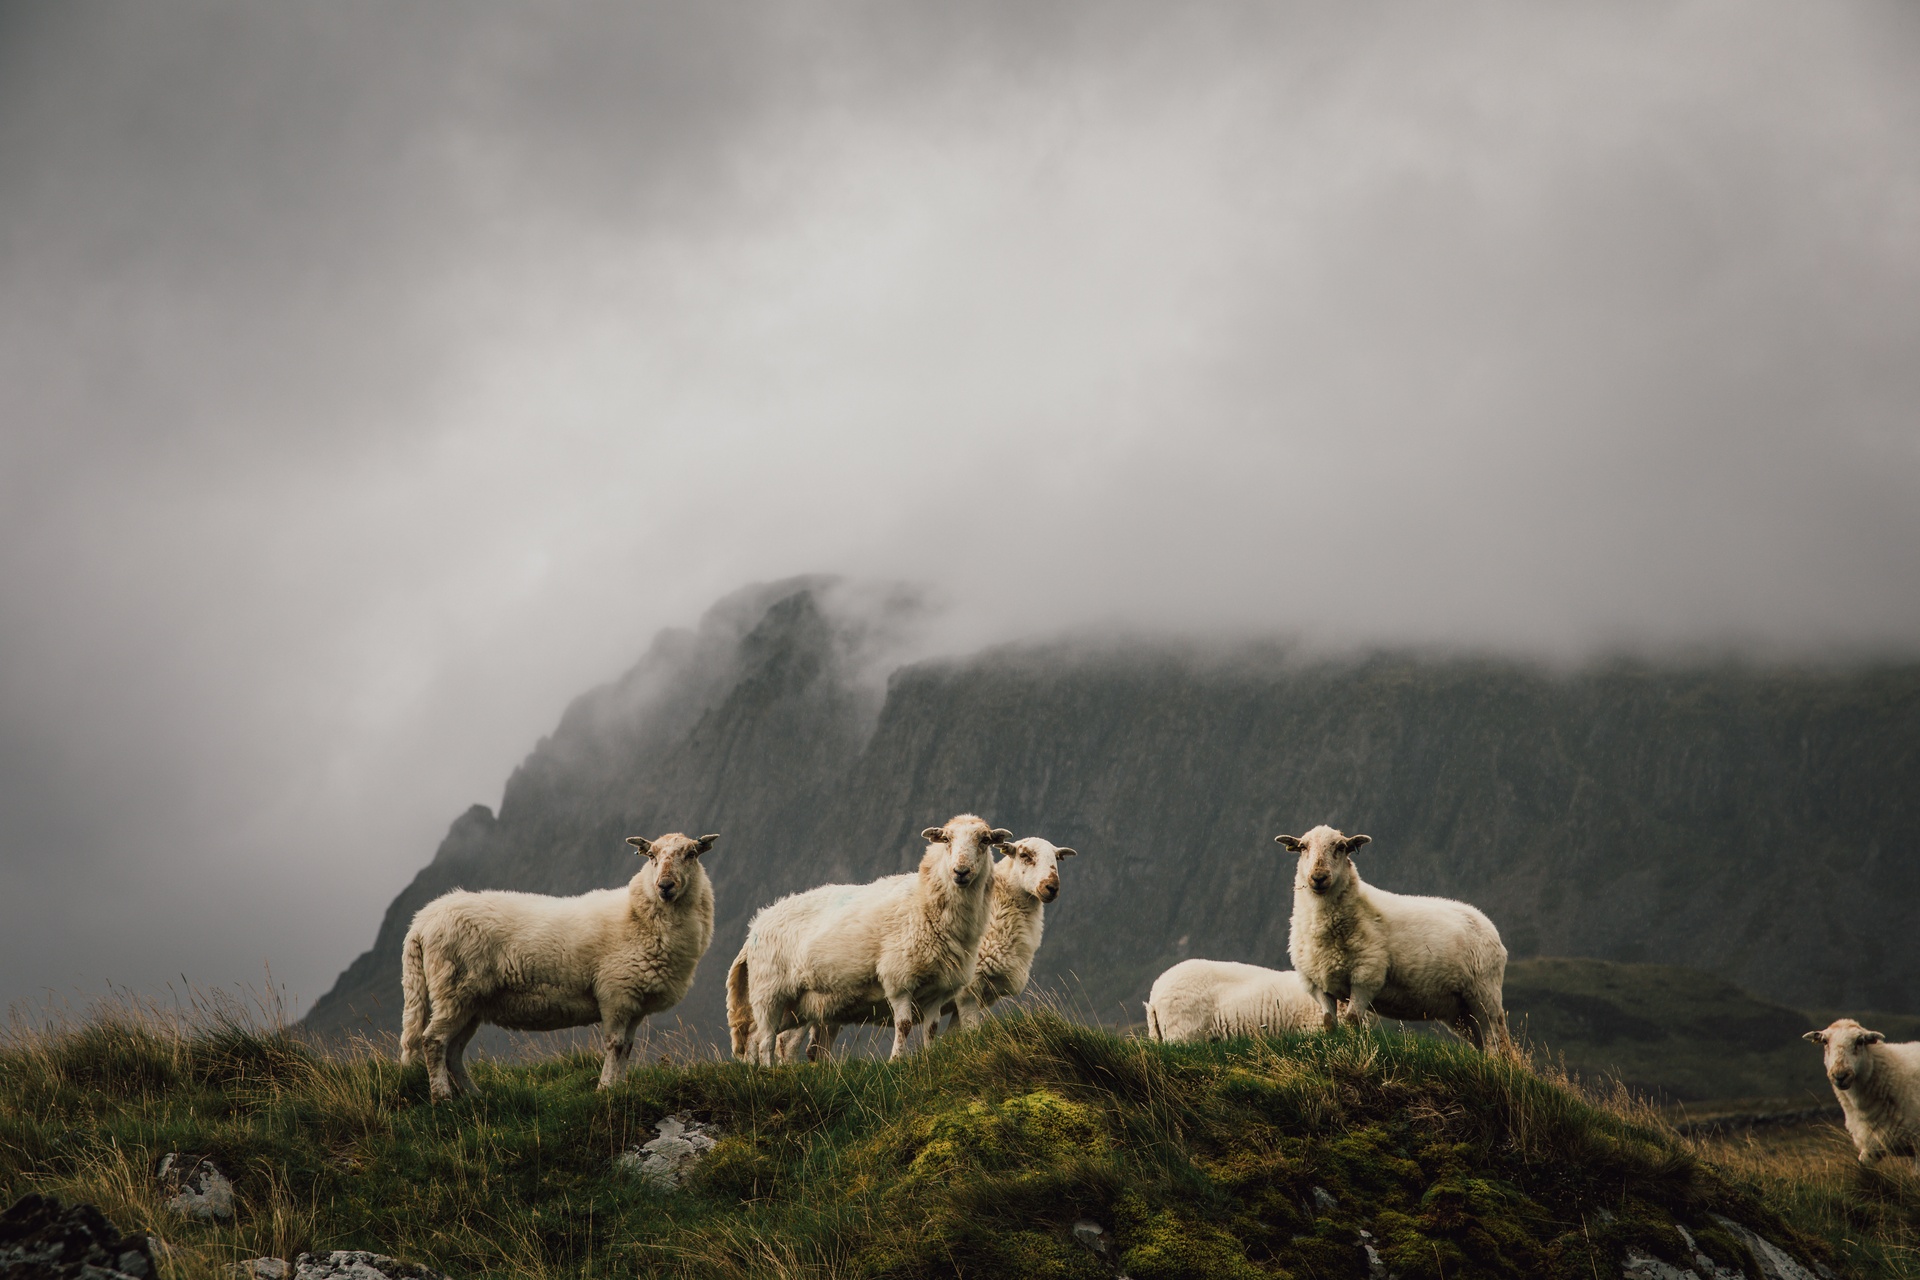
left=400, top=831, right=718, bottom=1101
left=726, top=814, right=1009, bottom=1064
left=1143, top=959, right=1327, bottom=1043
left=942, top=836, right=1077, bottom=1031
left=1804, top=1018, right=1920, bottom=1167
left=1277, top=825, right=1510, bottom=1053
left=785, top=835, right=1079, bottom=1057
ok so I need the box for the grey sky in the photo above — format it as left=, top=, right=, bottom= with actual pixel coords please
left=3, top=2, right=1917, bottom=1016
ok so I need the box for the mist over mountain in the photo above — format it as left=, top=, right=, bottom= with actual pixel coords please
left=304, top=579, right=1920, bottom=1048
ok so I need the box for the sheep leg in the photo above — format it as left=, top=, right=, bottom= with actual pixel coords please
left=599, top=1014, right=642, bottom=1089
left=1342, top=982, right=1379, bottom=1029
left=422, top=1007, right=471, bottom=1101
left=1314, top=989, right=1340, bottom=1032
left=444, top=1016, right=482, bottom=1096
left=887, top=997, right=917, bottom=1061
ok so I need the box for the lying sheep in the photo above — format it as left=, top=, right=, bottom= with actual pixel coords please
left=1805, top=1018, right=1920, bottom=1167
left=727, top=814, right=1008, bottom=1063
left=1278, top=825, right=1510, bottom=1053
left=788, top=835, right=1078, bottom=1057
left=1144, top=959, right=1326, bottom=1043
left=400, top=832, right=718, bottom=1101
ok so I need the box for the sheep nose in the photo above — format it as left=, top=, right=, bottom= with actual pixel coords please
left=1310, top=874, right=1330, bottom=892
left=1833, top=1072, right=1852, bottom=1090
left=1040, top=875, right=1059, bottom=901
left=659, top=880, right=677, bottom=900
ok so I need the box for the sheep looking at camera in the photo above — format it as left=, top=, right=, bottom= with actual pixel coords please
left=727, top=814, right=1009, bottom=1063
left=400, top=832, right=718, bottom=1101
left=1805, top=1018, right=1920, bottom=1167
left=1143, top=959, right=1326, bottom=1043
left=942, top=836, right=1077, bottom=1031
left=1278, top=825, right=1510, bottom=1053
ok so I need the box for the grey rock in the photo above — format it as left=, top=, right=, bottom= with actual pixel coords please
left=1622, top=1251, right=1702, bottom=1280
left=1071, top=1220, right=1111, bottom=1256
left=1357, top=1227, right=1396, bottom=1280
left=156, top=1153, right=235, bottom=1221
left=291, top=1250, right=447, bottom=1280
left=1673, top=1224, right=1745, bottom=1280
left=616, top=1113, right=719, bottom=1189
left=0, top=1194, right=155, bottom=1280
left=1310, top=1185, right=1339, bottom=1213
left=1709, top=1215, right=1820, bottom=1280
left=231, top=1259, right=291, bottom=1279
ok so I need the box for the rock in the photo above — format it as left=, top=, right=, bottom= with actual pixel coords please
left=616, top=1113, right=719, bottom=1189
left=0, top=1193, right=156, bottom=1280
left=1357, top=1227, right=1395, bottom=1280
left=1708, top=1214, right=1822, bottom=1280
left=1674, top=1224, right=1745, bottom=1280
left=231, top=1258, right=292, bottom=1279
left=1071, top=1220, right=1111, bottom=1256
left=1622, top=1251, right=1703, bottom=1280
left=1310, top=1186, right=1339, bottom=1213
left=291, top=1250, right=448, bottom=1280
left=157, top=1152, right=235, bottom=1221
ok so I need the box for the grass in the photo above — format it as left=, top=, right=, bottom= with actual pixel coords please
left=3, top=993, right=1916, bottom=1280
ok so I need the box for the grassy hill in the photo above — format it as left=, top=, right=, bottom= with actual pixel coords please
left=5, top=1001, right=1918, bottom=1279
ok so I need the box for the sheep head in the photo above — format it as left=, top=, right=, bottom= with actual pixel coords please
left=997, top=837, right=1077, bottom=903
left=1805, top=1018, right=1887, bottom=1091
left=626, top=832, right=719, bottom=905
left=1275, top=825, right=1371, bottom=898
left=919, top=814, right=1011, bottom=889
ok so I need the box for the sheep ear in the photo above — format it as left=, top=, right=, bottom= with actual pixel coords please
left=1860, top=1031, right=1886, bottom=1045
left=921, top=827, right=946, bottom=842
left=1803, top=1030, right=1828, bottom=1044
left=1341, top=835, right=1371, bottom=853
left=1275, top=835, right=1305, bottom=851
left=990, top=828, right=1014, bottom=842
left=693, top=834, right=719, bottom=854
left=626, top=837, right=654, bottom=856
left=1055, top=847, right=1078, bottom=858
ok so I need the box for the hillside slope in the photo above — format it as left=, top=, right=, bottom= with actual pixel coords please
left=304, top=580, right=1920, bottom=1048
left=6, top=1009, right=1891, bottom=1280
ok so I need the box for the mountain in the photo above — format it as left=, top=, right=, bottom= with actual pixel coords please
left=302, top=578, right=1920, bottom=1051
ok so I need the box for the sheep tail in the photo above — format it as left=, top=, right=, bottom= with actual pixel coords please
left=726, top=948, right=754, bottom=1059
left=1144, top=1001, right=1163, bottom=1043
left=399, top=925, right=428, bottom=1066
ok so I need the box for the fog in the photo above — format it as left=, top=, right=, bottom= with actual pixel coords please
left=2, top=2, right=1916, bottom=1015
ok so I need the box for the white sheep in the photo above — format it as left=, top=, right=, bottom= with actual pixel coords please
left=726, top=814, right=1009, bottom=1063
left=1143, top=959, right=1327, bottom=1043
left=400, top=831, right=718, bottom=1101
left=1278, top=825, right=1510, bottom=1053
left=787, top=835, right=1079, bottom=1057
left=943, top=836, right=1077, bottom=1031
left=1804, top=1018, right=1920, bottom=1167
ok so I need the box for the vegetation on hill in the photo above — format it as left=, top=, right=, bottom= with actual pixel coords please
left=6, top=997, right=1918, bottom=1279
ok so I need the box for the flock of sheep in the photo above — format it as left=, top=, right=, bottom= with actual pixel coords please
left=396, top=815, right=1919, bottom=1169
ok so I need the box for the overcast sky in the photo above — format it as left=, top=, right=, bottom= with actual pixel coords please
left=3, top=1, right=1917, bottom=1018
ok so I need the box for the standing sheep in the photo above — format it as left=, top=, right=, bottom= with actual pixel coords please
left=1278, top=825, right=1510, bottom=1053
left=791, top=835, right=1078, bottom=1057
left=1143, top=959, right=1327, bottom=1043
left=727, top=814, right=1009, bottom=1064
left=400, top=831, right=719, bottom=1101
left=1804, top=1018, right=1920, bottom=1167
left=942, top=836, right=1077, bottom=1031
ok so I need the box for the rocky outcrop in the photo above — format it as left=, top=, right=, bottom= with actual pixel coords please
left=157, top=1152, right=234, bottom=1221
left=617, top=1113, right=720, bottom=1188
left=304, top=579, right=1920, bottom=1049
left=0, top=1194, right=155, bottom=1280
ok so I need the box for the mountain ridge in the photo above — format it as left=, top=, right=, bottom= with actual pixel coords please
left=303, top=579, right=1920, bottom=1048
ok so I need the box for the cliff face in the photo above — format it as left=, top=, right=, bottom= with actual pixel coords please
left=303, top=581, right=1920, bottom=1047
